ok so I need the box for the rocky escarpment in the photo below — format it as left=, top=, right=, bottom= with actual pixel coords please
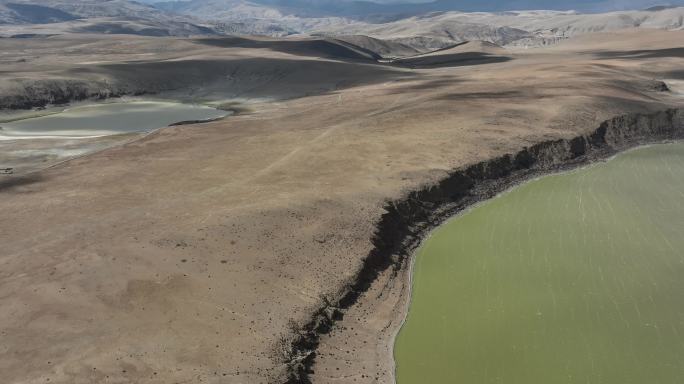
left=0, top=79, right=135, bottom=110
left=282, top=108, right=684, bottom=384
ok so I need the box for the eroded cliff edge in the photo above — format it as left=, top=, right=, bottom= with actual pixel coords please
left=283, top=108, right=684, bottom=383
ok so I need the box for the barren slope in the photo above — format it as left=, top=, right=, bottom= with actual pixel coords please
left=0, top=29, right=682, bottom=384
left=311, top=7, right=684, bottom=50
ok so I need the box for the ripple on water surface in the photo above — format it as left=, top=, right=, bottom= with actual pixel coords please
left=395, top=142, right=684, bottom=384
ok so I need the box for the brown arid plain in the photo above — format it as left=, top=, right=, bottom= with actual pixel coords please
left=0, top=28, right=683, bottom=384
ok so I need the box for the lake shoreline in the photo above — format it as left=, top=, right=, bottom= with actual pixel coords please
left=284, top=108, right=684, bottom=383
left=392, top=141, right=684, bottom=383
left=0, top=99, right=232, bottom=174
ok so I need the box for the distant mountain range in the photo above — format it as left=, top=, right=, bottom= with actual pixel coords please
left=0, top=0, right=216, bottom=35
left=319, top=7, right=684, bottom=51
left=0, top=0, right=683, bottom=50
left=150, top=0, right=684, bottom=20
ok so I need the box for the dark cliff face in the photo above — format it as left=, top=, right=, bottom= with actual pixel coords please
left=0, top=79, right=131, bottom=110
left=283, top=108, right=684, bottom=384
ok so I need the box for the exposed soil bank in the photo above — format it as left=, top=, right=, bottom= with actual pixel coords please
left=168, top=116, right=228, bottom=126
left=0, top=79, right=139, bottom=110
left=282, top=108, right=684, bottom=384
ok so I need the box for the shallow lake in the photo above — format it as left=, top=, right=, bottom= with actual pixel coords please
left=0, top=101, right=228, bottom=139
left=395, top=142, right=684, bottom=384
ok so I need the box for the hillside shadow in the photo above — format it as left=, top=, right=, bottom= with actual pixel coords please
left=74, top=57, right=415, bottom=100
left=596, top=48, right=684, bottom=60
left=0, top=174, right=44, bottom=193
left=5, top=3, right=77, bottom=24
left=392, top=52, right=512, bottom=69
left=665, top=70, right=684, bottom=79
left=194, top=37, right=381, bottom=61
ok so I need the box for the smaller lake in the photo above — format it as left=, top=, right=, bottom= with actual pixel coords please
left=0, top=101, right=229, bottom=140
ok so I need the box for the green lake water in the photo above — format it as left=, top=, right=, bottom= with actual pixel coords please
left=0, top=101, right=228, bottom=139
left=395, top=142, right=684, bottom=384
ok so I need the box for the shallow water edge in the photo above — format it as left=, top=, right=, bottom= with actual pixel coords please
left=282, top=108, right=684, bottom=384
left=0, top=100, right=231, bottom=174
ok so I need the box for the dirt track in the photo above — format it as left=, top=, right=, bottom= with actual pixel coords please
left=0, top=29, right=683, bottom=383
